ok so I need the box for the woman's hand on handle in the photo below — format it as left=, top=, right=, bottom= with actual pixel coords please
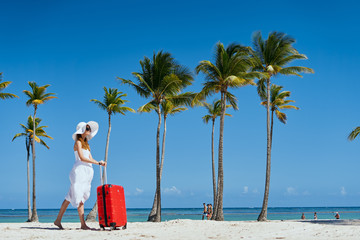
left=98, top=160, right=107, bottom=167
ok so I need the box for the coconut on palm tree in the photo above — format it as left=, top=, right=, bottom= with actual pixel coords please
left=202, top=99, right=232, bottom=212
left=195, top=42, right=259, bottom=220
left=23, top=82, right=56, bottom=222
left=250, top=31, right=314, bottom=221
left=12, top=116, right=53, bottom=222
left=0, top=73, right=18, bottom=100
left=118, top=51, right=193, bottom=222
left=85, top=87, right=135, bottom=221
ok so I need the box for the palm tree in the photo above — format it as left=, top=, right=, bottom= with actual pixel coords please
left=251, top=31, right=314, bottom=221
left=118, top=51, right=193, bottom=222
left=23, top=82, right=56, bottom=222
left=195, top=42, right=258, bottom=220
left=12, top=116, right=53, bottom=222
left=0, top=72, right=18, bottom=100
left=145, top=95, right=192, bottom=221
left=348, top=127, right=360, bottom=141
left=258, top=84, right=299, bottom=148
left=202, top=100, right=232, bottom=211
left=85, top=87, right=135, bottom=221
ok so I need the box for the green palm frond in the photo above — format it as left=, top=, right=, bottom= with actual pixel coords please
left=260, top=84, right=299, bottom=124
left=90, top=99, right=108, bottom=111
left=201, top=99, right=232, bottom=124
left=225, top=92, right=238, bottom=110
left=119, top=51, right=194, bottom=107
left=12, top=133, right=28, bottom=141
left=23, top=82, right=57, bottom=107
left=12, top=115, right=53, bottom=148
left=138, top=101, right=157, bottom=113
left=202, top=115, right=212, bottom=124
left=251, top=31, right=314, bottom=78
left=348, top=127, right=360, bottom=141
left=196, top=42, right=257, bottom=108
left=279, top=66, right=314, bottom=76
left=0, top=73, right=19, bottom=99
left=275, top=110, right=287, bottom=124
left=92, top=87, right=135, bottom=116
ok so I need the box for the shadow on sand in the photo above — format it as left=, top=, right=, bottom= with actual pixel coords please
left=20, top=226, right=101, bottom=231
left=299, top=219, right=360, bottom=226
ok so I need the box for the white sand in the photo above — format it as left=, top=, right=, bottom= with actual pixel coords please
left=1, top=219, right=360, bottom=240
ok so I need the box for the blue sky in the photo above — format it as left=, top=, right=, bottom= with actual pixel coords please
left=1, top=0, right=360, bottom=209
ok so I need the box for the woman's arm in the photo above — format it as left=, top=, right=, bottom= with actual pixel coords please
left=89, top=151, right=107, bottom=167
left=75, top=141, right=106, bottom=166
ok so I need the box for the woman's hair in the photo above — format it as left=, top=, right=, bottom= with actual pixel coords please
left=76, top=134, right=90, bottom=151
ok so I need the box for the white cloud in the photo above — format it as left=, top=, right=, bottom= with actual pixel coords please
left=252, top=189, right=259, bottom=194
left=135, top=188, right=144, bottom=195
left=302, top=191, right=310, bottom=196
left=285, top=187, right=297, bottom=196
left=163, top=186, right=181, bottom=195
left=243, top=186, right=249, bottom=194
left=340, top=187, right=347, bottom=196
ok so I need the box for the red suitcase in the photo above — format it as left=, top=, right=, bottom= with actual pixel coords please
left=97, top=166, right=127, bottom=230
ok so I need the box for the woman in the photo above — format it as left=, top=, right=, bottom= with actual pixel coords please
left=54, top=121, right=106, bottom=230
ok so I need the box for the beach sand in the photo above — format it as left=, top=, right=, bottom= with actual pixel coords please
left=1, top=219, right=360, bottom=240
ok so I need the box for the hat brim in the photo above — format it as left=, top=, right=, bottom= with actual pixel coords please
left=86, top=121, right=99, bottom=140
left=72, top=121, right=99, bottom=141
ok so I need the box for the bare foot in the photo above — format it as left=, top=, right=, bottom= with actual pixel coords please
left=54, top=220, right=64, bottom=230
left=80, top=225, right=91, bottom=230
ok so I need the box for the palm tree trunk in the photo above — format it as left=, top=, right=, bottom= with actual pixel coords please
left=160, top=115, right=167, bottom=182
left=148, top=107, right=162, bottom=222
left=211, top=119, right=216, bottom=212
left=31, top=107, right=38, bottom=222
left=214, top=91, right=225, bottom=221
left=270, top=110, right=274, bottom=149
left=26, top=137, right=32, bottom=222
left=86, top=114, right=112, bottom=222
left=258, top=78, right=272, bottom=221
left=148, top=114, right=167, bottom=221
left=155, top=107, right=162, bottom=222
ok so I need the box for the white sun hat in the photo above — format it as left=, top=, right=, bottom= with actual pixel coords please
left=72, top=121, right=99, bottom=141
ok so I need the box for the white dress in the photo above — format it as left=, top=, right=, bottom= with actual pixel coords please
left=65, top=149, right=94, bottom=208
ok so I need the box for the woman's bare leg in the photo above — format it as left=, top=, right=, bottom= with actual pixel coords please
left=78, top=202, right=90, bottom=230
left=54, top=200, right=70, bottom=229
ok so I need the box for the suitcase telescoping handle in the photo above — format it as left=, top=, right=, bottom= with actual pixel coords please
left=99, top=164, right=107, bottom=185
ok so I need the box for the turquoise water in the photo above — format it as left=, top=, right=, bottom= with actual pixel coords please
left=0, top=207, right=359, bottom=223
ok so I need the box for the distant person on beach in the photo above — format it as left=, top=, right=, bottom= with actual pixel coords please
left=207, top=204, right=213, bottom=220
left=314, top=212, right=317, bottom=220
left=54, top=121, right=106, bottom=230
left=202, top=203, right=207, bottom=220
left=301, top=213, right=305, bottom=220
left=335, top=212, right=340, bottom=219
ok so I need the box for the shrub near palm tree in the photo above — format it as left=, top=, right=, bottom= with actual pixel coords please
left=202, top=100, right=232, bottom=211
left=196, top=42, right=259, bottom=221
left=0, top=72, right=18, bottom=100
left=85, top=87, right=135, bottom=221
left=118, top=51, right=193, bottom=222
left=12, top=116, right=53, bottom=222
left=250, top=31, right=314, bottom=221
left=23, top=82, right=56, bottom=222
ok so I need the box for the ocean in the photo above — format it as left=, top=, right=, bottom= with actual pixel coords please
left=1, top=207, right=359, bottom=223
